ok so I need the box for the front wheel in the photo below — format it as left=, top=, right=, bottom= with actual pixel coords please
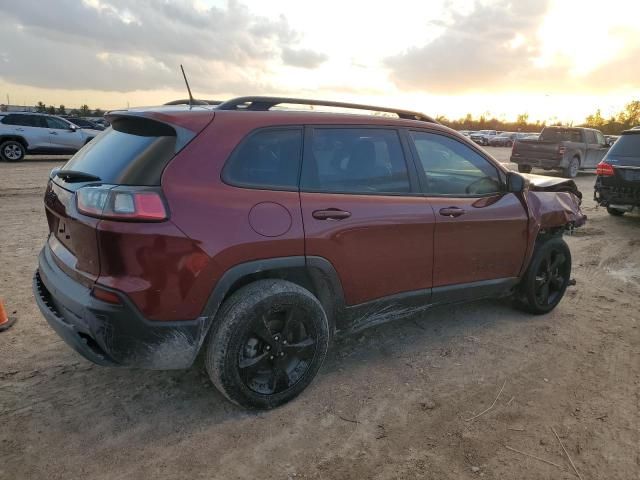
left=516, top=237, right=572, bottom=315
left=518, top=164, right=532, bottom=173
left=206, top=279, right=330, bottom=409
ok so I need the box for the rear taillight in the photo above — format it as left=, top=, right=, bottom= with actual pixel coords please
left=558, top=145, right=566, bottom=155
left=91, top=285, right=122, bottom=304
left=596, top=161, right=615, bottom=177
left=76, top=185, right=168, bottom=221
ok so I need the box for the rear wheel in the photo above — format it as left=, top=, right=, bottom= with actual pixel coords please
left=516, top=237, right=572, bottom=315
left=206, top=279, right=330, bottom=409
left=518, top=164, right=532, bottom=173
left=0, top=141, right=25, bottom=162
left=606, top=206, right=625, bottom=216
left=563, top=156, right=580, bottom=178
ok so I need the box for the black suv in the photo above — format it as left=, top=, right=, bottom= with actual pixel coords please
left=594, top=129, right=640, bottom=216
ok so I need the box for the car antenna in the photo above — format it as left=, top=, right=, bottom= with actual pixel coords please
left=180, top=64, right=194, bottom=109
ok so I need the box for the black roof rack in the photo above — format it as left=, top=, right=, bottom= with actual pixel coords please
left=164, top=99, right=223, bottom=106
left=215, top=96, right=437, bottom=123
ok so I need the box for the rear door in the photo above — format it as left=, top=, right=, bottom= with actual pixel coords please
left=300, top=126, right=435, bottom=308
left=45, top=116, right=84, bottom=152
left=1, top=114, right=50, bottom=150
left=408, top=130, right=528, bottom=300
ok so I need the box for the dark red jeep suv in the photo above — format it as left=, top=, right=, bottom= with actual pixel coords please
left=34, top=97, right=586, bottom=408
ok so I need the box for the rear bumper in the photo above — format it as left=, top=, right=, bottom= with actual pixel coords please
left=33, top=244, right=207, bottom=369
left=594, top=182, right=640, bottom=207
left=510, top=155, right=565, bottom=168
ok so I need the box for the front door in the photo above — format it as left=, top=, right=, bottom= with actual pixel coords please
left=408, top=130, right=529, bottom=300
left=45, top=116, right=84, bottom=152
left=585, top=130, right=608, bottom=167
left=300, top=127, right=435, bottom=309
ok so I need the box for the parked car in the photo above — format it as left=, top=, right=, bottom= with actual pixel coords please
left=489, top=132, right=529, bottom=147
left=594, top=129, right=640, bottom=216
left=68, top=117, right=105, bottom=131
left=458, top=130, right=472, bottom=137
left=0, top=112, right=101, bottom=162
left=33, top=96, right=585, bottom=409
left=511, top=126, right=609, bottom=178
left=470, top=129, right=498, bottom=145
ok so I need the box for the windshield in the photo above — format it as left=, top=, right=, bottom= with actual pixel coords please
left=61, top=117, right=177, bottom=185
left=607, top=134, right=640, bottom=165
left=540, top=128, right=582, bottom=142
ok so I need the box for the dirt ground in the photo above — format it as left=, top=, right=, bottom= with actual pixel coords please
left=1, top=148, right=638, bottom=480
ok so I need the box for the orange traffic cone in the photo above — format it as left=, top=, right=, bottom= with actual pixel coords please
left=0, top=299, right=17, bottom=332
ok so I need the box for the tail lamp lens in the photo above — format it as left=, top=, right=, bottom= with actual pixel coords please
left=91, top=286, right=122, bottom=304
left=558, top=146, right=566, bottom=155
left=596, top=162, right=615, bottom=176
left=77, top=186, right=167, bottom=221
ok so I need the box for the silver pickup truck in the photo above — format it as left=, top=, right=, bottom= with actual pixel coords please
left=511, top=126, right=609, bottom=178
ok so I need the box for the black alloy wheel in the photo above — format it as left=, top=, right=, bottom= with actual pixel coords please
left=516, top=237, right=572, bottom=314
left=238, top=305, right=317, bottom=395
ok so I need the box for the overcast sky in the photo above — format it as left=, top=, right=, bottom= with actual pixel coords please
left=0, top=0, right=638, bottom=121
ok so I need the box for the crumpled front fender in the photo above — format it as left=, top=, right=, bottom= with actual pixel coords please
left=518, top=189, right=586, bottom=276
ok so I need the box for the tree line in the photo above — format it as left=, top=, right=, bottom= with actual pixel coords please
left=35, top=101, right=104, bottom=118
left=435, top=100, right=640, bottom=135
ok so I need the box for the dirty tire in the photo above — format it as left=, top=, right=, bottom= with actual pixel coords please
left=606, top=206, right=625, bottom=216
left=518, top=164, right=532, bottom=174
left=206, top=279, right=330, bottom=409
left=563, top=156, right=580, bottom=178
left=0, top=140, right=25, bottom=162
left=516, top=236, right=572, bottom=315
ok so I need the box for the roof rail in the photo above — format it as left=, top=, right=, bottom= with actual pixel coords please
left=164, top=99, right=222, bottom=106
left=215, top=96, right=437, bottom=123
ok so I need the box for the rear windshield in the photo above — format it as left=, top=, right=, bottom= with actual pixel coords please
left=540, top=128, right=582, bottom=142
left=61, top=117, right=177, bottom=185
left=608, top=134, right=640, bottom=165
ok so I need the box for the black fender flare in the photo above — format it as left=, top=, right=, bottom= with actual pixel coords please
left=200, top=255, right=345, bottom=336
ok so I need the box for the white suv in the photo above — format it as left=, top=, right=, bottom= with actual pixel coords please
left=0, top=112, right=101, bottom=162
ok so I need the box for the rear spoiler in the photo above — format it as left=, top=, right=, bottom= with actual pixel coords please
left=105, top=109, right=215, bottom=151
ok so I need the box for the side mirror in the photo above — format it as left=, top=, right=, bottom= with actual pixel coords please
left=506, top=171, right=526, bottom=193
left=69, top=124, right=77, bottom=131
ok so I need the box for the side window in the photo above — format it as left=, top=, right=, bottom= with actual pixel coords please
left=595, top=131, right=605, bottom=145
left=46, top=117, right=71, bottom=130
left=410, top=131, right=501, bottom=196
left=26, top=115, right=46, bottom=127
left=1, top=114, right=29, bottom=126
left=585, top=130, right=597, bottom=144
left=301, top=128, right=410, bottom=194
left=222, top=128, right=302, bottom=190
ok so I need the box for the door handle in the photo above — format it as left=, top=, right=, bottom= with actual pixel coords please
left=439, top=207, right=466, bottom=218
left=15, top=128, right=24, bottom=132
left=312, top=209, right=351, bottom=220
left=49, top=131, right=58, bottom=135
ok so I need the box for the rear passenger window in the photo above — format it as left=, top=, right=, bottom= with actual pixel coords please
left=223, top=128, right=302, bottom=190
left=585, top=131, right=597, bottom=144
left=301, top=128, right=410, bottom=194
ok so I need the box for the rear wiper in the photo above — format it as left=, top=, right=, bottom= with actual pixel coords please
left=54, top=169, right=102, bottom=183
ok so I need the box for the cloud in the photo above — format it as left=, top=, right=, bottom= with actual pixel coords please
left=386, top=0, right=551, bottom=93
left=281, top=47, right=328, bottom=69
left=0, top=0, right=313, bottom=93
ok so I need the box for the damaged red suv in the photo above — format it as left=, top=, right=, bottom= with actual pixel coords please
left=34, top=97, right=586, bottom=408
